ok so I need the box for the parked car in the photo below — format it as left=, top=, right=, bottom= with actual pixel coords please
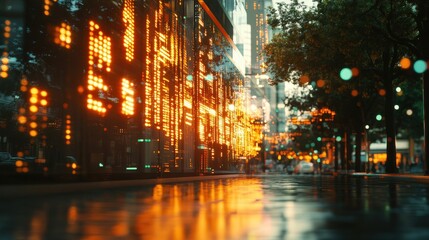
left=294, top=161, right=315, bottom=174
left=52, top=156, right=79, bottom=175
left=285, top=165, right=294, bottom=174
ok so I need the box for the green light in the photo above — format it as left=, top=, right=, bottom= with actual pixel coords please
left=186, top=75, right=193, bottom=81
left=376, top=114, right=382, bottom=121
left=336, top=136, right=342, bottom=142
left=317, top=137, right=322, bottom=142
left=340, top=68, right=352, bottom=81
left=413, top=60, right=427, bottom=74
left=126, top=166, right=137, bottom=171
left=138, top=138, right=151, bottom=142
left=145, top=165, right=151, bottom=168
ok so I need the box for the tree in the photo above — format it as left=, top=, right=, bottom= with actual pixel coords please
left=381, top=0, right=429, bottom=174
left=265, top=0, right=419, bottom=173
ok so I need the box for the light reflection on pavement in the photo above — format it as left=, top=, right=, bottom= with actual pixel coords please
left=1, top=175, right=429, bottom=239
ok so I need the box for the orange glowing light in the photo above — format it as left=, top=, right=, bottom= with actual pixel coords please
left=18, top=116, right=27, bottom=124
left=1, top=57, right=8, bottom=64
left=351, top=67, right=359, bottom=77
left=351, top=89, right=359, bottom=97
left=30, top=87, right=38, bottom=95
left=15, top=160, right=24, bottom=167
left=378, top=89, right=386, bottom=96
left=123, top=0, right=135, bottom=61
left=399, top=57, right=411, bottom=69
left=30, top=97, right=38, bottom=104
left=29, top=130, right=38, bottom=137
left=1, top=65, right=8, bottom=71
left=87, top=21, right=111, bottom=115
left=316, top=79, right=325, bottom=88
left=29, top=122, right=38, bottom=129
left=29, top=105, right=38, bottom=113
left=299, top=75, right=310, bottom=84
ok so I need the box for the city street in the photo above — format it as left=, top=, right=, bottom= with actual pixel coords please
left=1, top=174, right=429, bottom=240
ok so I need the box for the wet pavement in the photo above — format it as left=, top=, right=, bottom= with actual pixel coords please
left=1, top=174, right=429, bottom=240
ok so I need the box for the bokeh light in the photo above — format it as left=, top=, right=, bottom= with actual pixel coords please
left=394, top=105, right=399, bottom=110
left=351, top=89, right=358, bottom=97
left=316, top=79, right=325, bottom=88
left=351, top=67, right=359, bottom=77
left=376, top=114, right=382, bottom=121
left=413, top=60, right=427, bottom=73
left=378, top=89, right=386, bottom=96
left=399, top=57, right=411, bottom=69
left=406, top=109, right=413, bottom=116
left=299, top=75, right=310, bottom=84
left=340, top=68, right=352, bottom=81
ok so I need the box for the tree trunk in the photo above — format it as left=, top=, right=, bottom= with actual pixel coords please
left=355, top=131, right=362, bottom=172
left=384, top=75, right=398, bottom=173
left=346, top=130, right=352, bottom=171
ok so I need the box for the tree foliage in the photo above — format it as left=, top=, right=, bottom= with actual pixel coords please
left=264, top=0, right=424, bottom=173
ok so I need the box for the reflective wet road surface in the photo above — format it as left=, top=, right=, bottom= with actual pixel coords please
left=1, top=174, right=429, bottom=240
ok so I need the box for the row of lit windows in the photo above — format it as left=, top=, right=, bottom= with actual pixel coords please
left=87, top=21, right=111, bottom=115
left=18, top=87, right=49, bottom=138
left=44, top=0, right=58, bottom=16
left=123, top=0, right=135, bottom=61
left=54, top=22, right=72, bottom=49
left=1, top=20, right=11, bottom=78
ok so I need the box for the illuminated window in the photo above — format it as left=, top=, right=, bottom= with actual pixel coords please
left=1, top=20, right=11, bottom=78
left=55, top=23, right=72, bottom=49
left=26, top=87, right=48, bottom=137
left=65, top=115, right=72, bottom=145
left=44, top=0, right=58, bottom=16
left=123, top=0, right=135, bottom=61
left=121, top=78, right=135, bottom=115
left=87, top=21, right=111, bottom=114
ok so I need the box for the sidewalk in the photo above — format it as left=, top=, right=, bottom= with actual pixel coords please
left=0, top=174, right=243, bottom=199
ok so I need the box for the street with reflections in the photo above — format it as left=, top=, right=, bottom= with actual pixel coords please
left=1, top=174, right=429, bottom=240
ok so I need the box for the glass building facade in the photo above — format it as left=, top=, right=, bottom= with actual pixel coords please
left=0, top=0, right=259, bottom=178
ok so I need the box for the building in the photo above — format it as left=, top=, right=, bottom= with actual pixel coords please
left=0, top=0, right=258, bottom=178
